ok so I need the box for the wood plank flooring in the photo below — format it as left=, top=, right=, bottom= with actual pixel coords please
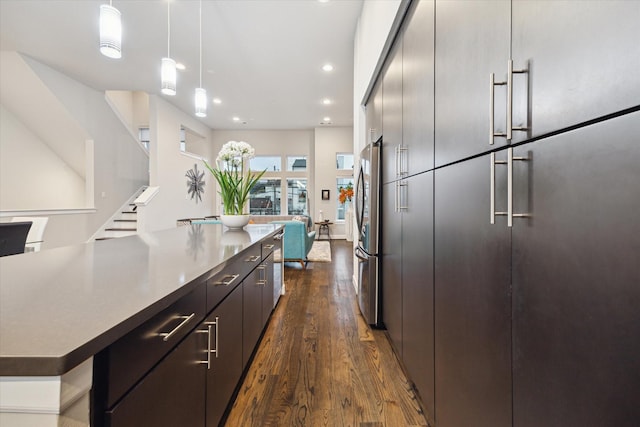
left=225, top=240, right=430, bottom=426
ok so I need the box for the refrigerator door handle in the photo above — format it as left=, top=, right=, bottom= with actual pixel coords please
left=355, top=246, right=369, bottom=261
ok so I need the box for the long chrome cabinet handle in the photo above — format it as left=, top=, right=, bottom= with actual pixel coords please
left=490, top=73, right=507, bottom=145
left=395, top=146, right=400, bottom=178
left=399, top=147, right=408, bottom=176
left=398, top=181, right=408, bottom=211
left=507, top=60, right=529, bottom=140
left=507, top=147, right=530, bottom=227
left=159, top=313, right=195, bottom=342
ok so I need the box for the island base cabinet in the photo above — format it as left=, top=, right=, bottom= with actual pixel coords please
left=205, top=284, right=243, bottom=427
left=105, top=331, right=206, bottom=427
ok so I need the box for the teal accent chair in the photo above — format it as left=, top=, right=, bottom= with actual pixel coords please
left=270, top=220, right=316, bottom=268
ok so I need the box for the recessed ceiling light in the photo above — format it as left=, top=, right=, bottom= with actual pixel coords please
left=212, top=98, right=222, bottom=104
left=322, top=98, right=332, bottom=105
left=318, top=0, right=330, bottom=3
left=176, top=62, right=186, bottom=71
left=232, top=117, right=240, bottom=121
left=322, top=64, right=334, bottom=72
left=323, top=117, right=331, bottom=122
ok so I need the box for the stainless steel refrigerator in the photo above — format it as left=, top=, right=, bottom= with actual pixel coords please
left=355, top=139, right=381, bottom=327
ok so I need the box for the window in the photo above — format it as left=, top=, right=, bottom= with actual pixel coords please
left=287, top=156, right=307, bottom=171
left=139, top=127, right=150, bottom=151
left=249, top=179, right=281, bottom=215
left=336, top=153, right=354, bottom=170
left=287, top=179, right=308, bottom=215
left=336, top=177, right=354, bottom=220
left=179, top=126, right=207, bottom=158
left=250, top=156, right=281, bottom=172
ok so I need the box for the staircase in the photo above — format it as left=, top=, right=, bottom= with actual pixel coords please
left=94, top=186, right=148, bottom=241
left=95, top=205, right=138, bottom=240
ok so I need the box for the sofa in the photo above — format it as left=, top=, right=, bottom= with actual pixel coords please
left=270, top=220, right=316, bottom=268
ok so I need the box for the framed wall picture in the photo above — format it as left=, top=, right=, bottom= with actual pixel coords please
left=321, top=189, right=330, bottom=200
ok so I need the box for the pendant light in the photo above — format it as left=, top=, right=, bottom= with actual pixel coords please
left=195, top=0, right=207, bottom=117
left=161, top=1, right=176, bottom=96
left=99, top=1, right=122, bottom=59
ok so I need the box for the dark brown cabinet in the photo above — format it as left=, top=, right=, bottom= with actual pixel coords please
left=434, top=154, right=512, bottom=427
left=401, top=171, right=434, bottom=424
left=381, top=38, right=403, bottom=185
left=510, top=1, right=640, bottom=143
left=402, top=0, right=435, bottom=175
left=434, top=0, right=510, bottom=167
left=366, top=81, right=383, bottom=144
left=243, top=267, right=264, bottom=366
left=204, top=284, right=243, bottom=427
left=261, top=253, right=275, bottom=327
left=106, top=329, right=206, bottom=427
left=511, top=112, right=640, bottom=427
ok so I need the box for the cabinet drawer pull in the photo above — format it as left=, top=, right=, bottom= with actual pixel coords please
left=273, top=233, right=284, bottom=240
left=256, top=280, right=267, bottom=286
left=246, top=255, right=260, bottom=263
left=201, top=317, right=219, bottom=369
left=159, top=313, right=195, bottom=342
left=215, top=274, right=239, bottom=286
left=263, top=244, right=275, bottom=250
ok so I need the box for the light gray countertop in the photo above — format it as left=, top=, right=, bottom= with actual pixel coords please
left=0, top=223, right=282, bottom=376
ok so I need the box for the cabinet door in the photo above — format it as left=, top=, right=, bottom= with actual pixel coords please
left=401, top=171, right=434, bottom=423
left=206, top=284, right=243, bottom=427
left=261, top=253, right=275, bottom=326
left=107, top=331, right=206, bottom=427
left=366, top=81, right=383, bottom=144
left=402, top=0, right=435, bottom=175
left=381, top=39, right=403, bottom=185
left=381, top=181, right=403, bottom=356
left=434, top=0, right=510, bottom=167
left=434, top=153, right=512, bottom=427
left=512, top=112, right=640, bottom=427
left=511, top=1, right=640, bottom=143
left=243, top=268, right=263, bottom=366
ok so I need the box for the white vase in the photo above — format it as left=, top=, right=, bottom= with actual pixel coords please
left=220, top=214, right=250, bottom=229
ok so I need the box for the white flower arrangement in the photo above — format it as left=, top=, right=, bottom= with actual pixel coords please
left=204, top=141, right=265, bottom=215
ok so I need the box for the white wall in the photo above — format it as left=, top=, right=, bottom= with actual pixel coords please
left=0, top=54, right=149, bottom=249
left=142, top=95, right=214, bottom=232
left=314, top=126, right=354, bottom=239
left=0, top=105, right=86, bottom=210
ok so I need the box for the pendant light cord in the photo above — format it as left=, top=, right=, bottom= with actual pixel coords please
left=199, top=0, right=202, bottom=87
left=167, top=2, right=171, bottom=58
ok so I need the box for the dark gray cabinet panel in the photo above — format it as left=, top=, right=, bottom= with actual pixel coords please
left=205, top=284, right=243, bottom=427
left=366, top=82, right=383, bottom=144
left=261, top=253, right=275, bottom=326
left=401, top=171, right=434, bottom=423
left=511, top=1, right=640, bottom=143
left=107, top=331, right=206, bottom=427
left=512, top=112, right=640, bottom=427
left=381, top=181, right=403, bottom=356
left=434, top=0, right=510, bottom=167
left=434, top=153, right=512, bottom=427
left=402, top=0, right=435, bottom=175
left=381, top=39, right=403, bottom=185
left=243, top=268, right=263, bottom=366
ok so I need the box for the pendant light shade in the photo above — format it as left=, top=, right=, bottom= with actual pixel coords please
left=161, top=2, right=176, bottom=96
left=161, top=57, right=177, bottom=96
left=99, top=3, right=122, bottom=59
left=195, top=88, right=207, bottom=117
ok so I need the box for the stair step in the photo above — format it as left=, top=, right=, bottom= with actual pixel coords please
left=95, top=237, right=114, bottom=241
left=105, top=227, right=137, bottom=232
left=121, top=211, right=137, bottom=214
left=114, top=219, right=137, bottom=223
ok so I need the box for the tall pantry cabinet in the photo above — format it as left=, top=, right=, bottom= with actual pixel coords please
left=380, top=0, right=436, bottom=422
left=370, top=0, right=640, bottom=426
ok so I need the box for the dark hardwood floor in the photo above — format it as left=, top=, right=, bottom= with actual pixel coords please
left=225, top=240, right=429, bottom=426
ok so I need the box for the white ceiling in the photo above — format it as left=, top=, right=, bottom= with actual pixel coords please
left=0, top=0, right=364, bottom=130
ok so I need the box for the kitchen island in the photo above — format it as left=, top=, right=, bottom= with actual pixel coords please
left=0, top=223, right=283, bottom=426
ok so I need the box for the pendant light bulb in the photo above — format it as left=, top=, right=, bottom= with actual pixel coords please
left=195, top=88, right=207, bottom=117
left=161, top=57, right=177, bottom=96
left=99, top=3, right=122, bottom=59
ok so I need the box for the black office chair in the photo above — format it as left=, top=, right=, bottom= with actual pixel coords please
left=0, top=221, right=32, bottom=257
